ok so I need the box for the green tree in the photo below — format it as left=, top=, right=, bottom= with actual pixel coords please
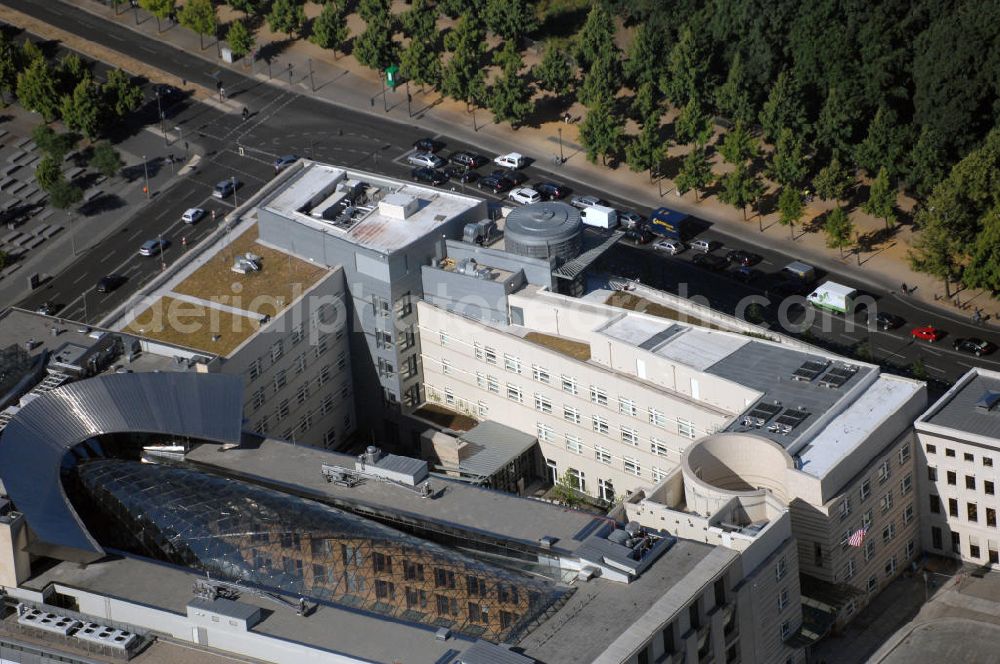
left=228, top=0, right=266, bottom=17
left=578, top=42, right=620, bottom=108
left=357, top=0, right=390, bottom=23
left=758, top=70, right=805, bottom=142
left=909, top=210, right=962, bottom=297
left=863, top=166, right=896, bottom=231
left=353, top=13, right=399, bottom=73
left=910, top=357, right=928, bottom=381
left=623, top=23, right=664, bottom=90
left=440, top=14, right=486, bottom=107
left=719, top=164, right=763, bottom=221
left=574, top=3, right=615, bottom=72
left=48, top=178, right=83, bottom=212
left=662, top=26, right=708, bottom=107
left=34, top=155, right=63, bottom=193
left=226, top=19, right=255, bottom=61
left=854, top=104, right=908, bottom=179
left=673, top=97, right=713, bottom=147
left=311, top=2, right=350, bottom=57
left=484, top=0, right=535, bottom=41
left=267, top=0, right=306, bottom=38
left=578, top=100, right=622, bottom=165
left=630, top=81, right=658, bottom=123
left=624, top=116, right=661, bottom=180
left=824, top=205, right=854, bottom=257
left=813, top=156, right=852, bottom=202
left=553, top=469, right=584, bottom=507
left=16, top=56, right=60, bottom=122
left=777, top=186, right=805, bottom=239
left=56, top=53, right=88, bottom=94
left=488, top=41, right=533, bottom=128
left=89, top=141, right=124, bottom=179
left=718, top=122, right=757, bottom=166
left=532, top=42, right=573, bottom=97
left=905, top=126, right=948, bottom=198
left=767, top=127, right=808, bottom=187
left=714, top=51, right=754, bottom=125
left=60, top=76, right=103, bottom=140
left=20, top=40, right=43, bottom=66
left=102, top=69, right=143, bottom=121
left=675, top=147, right=713, bottom=201
left=31, top=125, right=77, bottom=160
left=399, top=0, right=440, bottom=86
left=178, top=0, right=218, bottom=50
left=138, top=0, right=175, bottom=32
left=814, top=85, right=862, bottom=159
left=0, top=32, right=22, bottom=102
left=960, top=206, right=1000, bottom=292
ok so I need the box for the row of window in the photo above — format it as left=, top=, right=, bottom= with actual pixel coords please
left=929, top=466, right=997, bottom=494
left=839, top=469, right=913, bottom=521
left=930, top=527, right=1000, bottom=563
left=926, top=443, right=994, bottom=467
left=840, top=540, right=915, bottom=584
left=929, top=495, right=1000, bottom=526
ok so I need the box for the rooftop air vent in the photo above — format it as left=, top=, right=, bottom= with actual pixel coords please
left=976, top=391, right=1000, bottom=411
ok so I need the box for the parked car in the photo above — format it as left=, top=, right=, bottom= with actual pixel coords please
left=725, top=249, right=762, bottom=266
left=911, top=325, right=944, bottom=342
left=624, top=227, right=654, bottom=244
left=413, top=137, right=445, bottom=153
left=653, top=240, right=685, bottom=255
left=35, top=301, right=59, bottom=315
left=212, top=179, right=239, bottom=199
left=874, top=311, right=905, bottom=330
left=96, top=274, right=126, bottom=293
left=954, top=338, right=995, bottom=356
left=478, top=175, right=513, bottom=194
left=181, top=207, right=206, bottom=224
left=570, top=194, right=608, bottom=209
left=509, top=187, right=542, bottom=205
left=273, top=155, right=299, bottom=172
left=139, top=238, right=170, bottom=256
left=449, top=151, right=488, bottom=168
left=620, top=210, right=645, bottom=229
left=690, top=239, right=716, bottom=253
left=692, top=253, right=730, bottom=271
left=494, top=152, right=527, bottom=169
left=534, top=182, right=570, bottom=200
left=491, top=169, right=528, bottom=187
left=443, top=164, right=479, bottom=183
left=410, top=167, right=448, bottom=186
left=407, top=151, right=446, bottom=168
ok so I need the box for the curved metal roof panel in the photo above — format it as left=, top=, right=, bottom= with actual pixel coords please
left=0, top=372, right=244, bottom=559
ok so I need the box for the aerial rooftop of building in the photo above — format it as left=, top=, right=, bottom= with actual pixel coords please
left=918, top=367, right=1000, bottom=439
left=260, top=161, right=483, bottom=254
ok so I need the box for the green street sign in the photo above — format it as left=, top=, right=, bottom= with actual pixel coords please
left=385, top=65, right=400, bottom=89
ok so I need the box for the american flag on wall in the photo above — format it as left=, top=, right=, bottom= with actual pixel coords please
left=848, top=526, right=869, bottom=547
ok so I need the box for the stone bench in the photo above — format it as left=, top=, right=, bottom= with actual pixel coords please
left=0, top=264, right=19, bottom=280
left=32, top=223, right=50, bottom=237
left=3, top=164, right=20, bottom=177
left=1, top=231, right=23, bottom=244
left=41, top=224, right=62, bottom=238
left=24, top=235, right=45, bottom=250
left=13, top=234, right=33, bottom=246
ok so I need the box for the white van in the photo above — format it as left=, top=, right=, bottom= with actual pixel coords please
left=807, top=281, right=858, bottom=315
left=580, top=204, right=619, bottom=229
left=493, top=152, right=527, bottom=169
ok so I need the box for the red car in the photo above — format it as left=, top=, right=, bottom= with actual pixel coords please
left=911, top=325, right=944, bottom=342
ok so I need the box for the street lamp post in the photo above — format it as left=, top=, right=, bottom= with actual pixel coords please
left=287, top=63, right=294, bottom=87
left=406, top=81, right=412, bottom=118
left=557, top=127, right=564, bottom=165
left=142, top=155, right=150, bottom=199
left=175, top=126, right=183, bottom=150
left=159, top=233, right=166, bottom=271
left=381, top=76, right=387, bottom=113
left=231, top=175, right=238, bottom=208
left=308, top=58, right=315, bottom=92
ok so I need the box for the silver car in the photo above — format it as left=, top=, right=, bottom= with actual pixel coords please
left=407, top=151, right=446, bottom=169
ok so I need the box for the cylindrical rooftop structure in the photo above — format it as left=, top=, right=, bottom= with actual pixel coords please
left=504, top=202, right=582, bottom=263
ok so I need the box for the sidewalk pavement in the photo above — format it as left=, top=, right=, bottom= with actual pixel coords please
left=58, top=0, right=998, bottom=330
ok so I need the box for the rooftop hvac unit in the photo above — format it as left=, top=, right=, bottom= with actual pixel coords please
left=74, top=622, right=139, bottom=650
left=16, top=606, right=81, bottom=636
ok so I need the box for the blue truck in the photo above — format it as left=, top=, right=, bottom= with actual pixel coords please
left=648, top=208, right=690, bottom=241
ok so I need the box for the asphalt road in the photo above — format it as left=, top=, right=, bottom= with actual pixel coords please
left=7, top=0, right=998, bottom=387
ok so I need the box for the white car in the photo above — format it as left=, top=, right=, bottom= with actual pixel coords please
left=653, top=240, right=685, bottom=255
left=182, top=208, right=206, bottom=224
left=494, top=152, right=527, bottom=169
left=407, top=151, right=445, bottom=168
left=690, top=239, right=714, bottom=252
left=508, top=187, right=541, bottom=205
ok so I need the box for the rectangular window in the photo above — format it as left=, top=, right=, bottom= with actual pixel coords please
left=474, top=343, right=483, bottom=361
left=775, top=557, right=787, bottom=581
left=899, top=443, right=911, bottom=465
left=946, top=448, right=956, bottom=457
left=969, top=502, right=979, bottom=522
left=967, top=475, right=977, bottom=490
left=948, top=470, right=957, bottom=485
left=375, top=579, right=395, bottom=600
left=506, top=384, right=523, bottom=403
left=878, top=460, right=890, bottom=483
left=864, top=538, right=875, bottom=562
left=563, top=406, right=581, bottom=424
left=904, top=503, right=915, bottom=525
left=532, top=365, right=550, bottom=384
left=477, top=401, right=488, bottom=418
left=880, top=492, right=893, bottom=513
left=476, top=372, right=486, bottom=389
left=841, top=529, right=851, bottom=550
left=950, top=498, right=959, bottom=517
left=536, top=423, right=555, bottom=442
left=985, top=457, right=994, bottom=467
left=867, top=575, right=878, bottom=592
left=650, top=439, right=670, bottom=457
left=595, top=446, right=612, bottom=465
left=565, top=435, right=583, bottom=454
left=862, top=509, right=873, bottom=529
left=534, top=394, right=552, bottom=414
left=377, top=357, right=395, bottom=378
left=842, top=558, right=856, bottom=580
left=487, top=375, right=499, bottom=394
left=952, top=531, right=961, bottom=553
left=620, top=426, right=639, bottom=446
left=273, top=369, right=287, bottom=392
left=618, top=397, right=637, bottom=416
left=884, top=555, right=897, bottom=577
left=372, top=295, right=391, bottom=318
left=624, top=457, right=641, bottom=477
left=375, top=329, right=394, bottom=350
left=987, top=481, right=995, bottom=495
left=778, top=588, right=789, bottom=611
left=504, top=354, right=521, bottom=373
left=906, top=539, right=916, bottom=558
left=592, top=415, right=609, bottom=435
left=931, top=526, right=942, bottom=549
left=988, top=507, right=997, bottom=528
left=781, top=620, right=791, bottom=640
left=561, top=375, right=577, bottom=395
left=403, top=561, right=424, bottom=581
left=900, top=474, right=913, bottom=495
left=928, top=466, right=938, bottom=481
left=439, top=330, right=449, bottom=346
left=677, top=418, right=696, bottom=439
left=484, top=346, right=497, bottom=365
left=927, top=444, right=937, bottom=454
left=651, top=467, right=667, bottom=482
left=372, top=552, right=392, bottom=574
left=590, top=386, right=608, bottom=406
left=648, top=408, right=667, bottom=428
left=271, top=340, right=284, bottom=362
left=434, top=568, right=456, bottom=589
left=840, top=497, right=852, bottom=520
left=291, top=324, right=305, bottom=345
left=860, top=479, right=872, bottom=501
left=882, top=522, right=896, bottom=543
left=294, top=353, right=307, bottom=375
left=965, top=452, right=975, bottom=462
left=440, top=359, right=451, bottom=376
left=296, top=383, right=309, bottom=404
